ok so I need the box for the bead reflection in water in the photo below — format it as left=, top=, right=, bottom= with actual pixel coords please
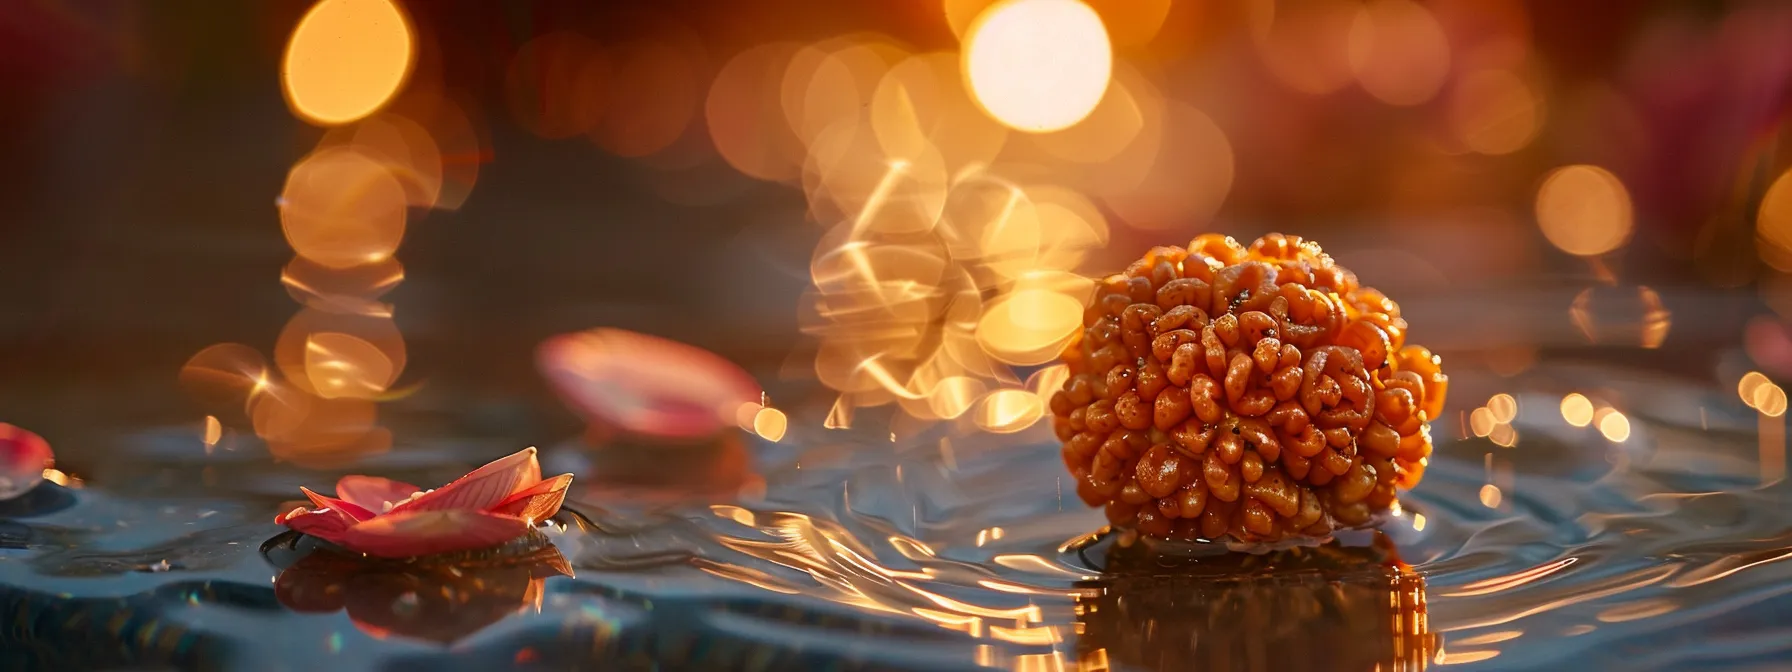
left=1075, top=533, right=1437, bottom=671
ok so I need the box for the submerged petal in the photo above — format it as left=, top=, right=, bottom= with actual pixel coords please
left=489, top=473, right=572, bottom=523
left=335, top=475, right=420, bottom=512
left=301, top=486, right=376, bottom=521
left=336, top=509, right=531, bottom=558
left=392, top=447, right=541, bottom=515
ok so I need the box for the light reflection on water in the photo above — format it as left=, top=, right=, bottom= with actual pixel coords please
left=1, top=360, right=1790, bottom=671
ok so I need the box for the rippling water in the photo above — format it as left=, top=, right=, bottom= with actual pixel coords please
left=2, top=360, right=1789, bottom=671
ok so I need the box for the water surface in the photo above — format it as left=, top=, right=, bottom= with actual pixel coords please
left=2, top=354, right=1788, bottom=671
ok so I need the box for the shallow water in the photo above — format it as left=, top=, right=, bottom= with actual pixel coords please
left=2, top=355, right=1789, bottom=671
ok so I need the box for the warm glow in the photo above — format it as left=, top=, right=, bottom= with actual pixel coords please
left=304, top=332, right=398, bottom=399
left=1561, top=393, right=1594, bottom=427
left=1469, top=407, right=1496, bottom=437
left=1449, top=69, right=1541, bottom=155
left=975, top=289, right=1084, bottom=365
left=974, top=389, right=1045, bottom=433
left=1487, top=394, right=1518, bottom=424
left=964, top=0, right=1113, bottom=132
left=250, top=380, right=388, bottom=468
left=1757, top=384, right=1789, bottom=418
left=1489, top=423, right=1517, bottom=448
left=871, top=52, right=1008, bottom=171
left=1598, top=411, right=1632, bottom=442
left=806, top=131, right=950, bottom=236
left=282, top=0, right=415, bottom=125
left=1759, top=170, right=1792, bottom=271
left=977, top=188, right=1108, bottom=279
left=179, top=344, right=272, bottom=413
left=202, top=415, right=222, bottom=450
left=321, top=113, right=445, bottom=209
left=1346, top=0, right=1451, bottom=106
left=783, top=37, right=906, bottom=148
left=929, top=376, right=988, bottom=419
left=279, top=147, right=409, bottom=269
left=753, top=407, right=790, bottom=442
left=281, top=256, right=404, bottom=317
left=1536, top=164, right=1633, bottom=257
left=1026, top=364, right=1071, bottom=401
left=1741, top=371, right=1772, bottom=406
left=1249, top=0, right=1358, bottom=95
left=1100, top=101, right=1233, bottom=230
left=1412, top=512, right=1427, bottom=531
left=591, top=37, right=702, bottom=158
left=707, top=42, right=806, bottom=182
left=276, top=310, right=407, bottom=399
left=1479, top=483, right=1502, bottom=508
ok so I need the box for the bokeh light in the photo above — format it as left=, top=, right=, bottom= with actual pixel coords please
left=963, top=0, right=1113, bottom=132
left=1469, top=407, right=1496, bottom=437
left=975, top=288, right=1085, bottom=366
left=1757, top=170, right=1792, bottom=271
left=974, top=389, right=1044, bottom=433
left=1487, top=393, right=1518, bottom=423
left=1597, top=409, right=1632, bottom=442
left=1561, top=393, right=1594, bottom=427
left=275, top=309, right=408, bottom=399
left=1489, top=423, right=1518, bottom=448
left=202, top=416, right=222, bottom=452
left=279, top=147, right=409, bottom=269
left=179, top=344, right=272, bottom=415
left=282, top=0, right=415, bottom=126
left=1249, top=0, right=1358, bottom=95
left=1347, top=0, right=1452, bottom=106
left=1536, top=164, right=1633, bottom=257
left=752, top=407, right=789, bottom=442
left=281, top=256, right=404, bottom=317
left=1448, top=69, right=1542, bottom=155
left=321, top=113, right=446, bottom=208
left=590, top=36, right=704, bottom=157
left=1100, top=101, right=1233, bottom=229
left=1741, top=372, right=1789, bottom=417
left=707, top=42, right=807, bottom=182
left=870, top=52, right=1009, bottom=172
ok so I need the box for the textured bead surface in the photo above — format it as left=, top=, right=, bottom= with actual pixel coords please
left=1052, top=234, right=1446, bottom=542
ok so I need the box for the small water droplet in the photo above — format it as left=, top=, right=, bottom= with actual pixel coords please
left=393, top=591, right=421, bottom=616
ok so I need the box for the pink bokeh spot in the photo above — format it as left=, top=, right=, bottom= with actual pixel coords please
left=276, top=447, right=573, bottom=558
left=536, top=328, right=762, bottom=440
left=0, top=423, right=55, bottom=501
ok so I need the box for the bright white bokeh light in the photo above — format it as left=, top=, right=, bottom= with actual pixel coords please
left=963, top=0, right=1113, bottom=133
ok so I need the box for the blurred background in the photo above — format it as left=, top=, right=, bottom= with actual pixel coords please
left=1, top=0, right=1789, bottom=474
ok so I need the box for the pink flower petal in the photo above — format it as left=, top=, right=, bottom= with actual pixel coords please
left=392, top=447, right=541, bottom=515
left=489, top=473, right=572, bottom=522
left=334, top=475, right=421, bottom=512
left=336, top=509, right=531, bottom=558
left=0, top=423, right=54, bottom=500
left=536, top=329, right=761, bottom=439
left=277, top=506, right=356, bottom=547
left=301, top=486, right=376, bottom=521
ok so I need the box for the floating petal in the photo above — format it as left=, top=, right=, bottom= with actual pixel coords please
left=338, top=510, right=531, bottom=558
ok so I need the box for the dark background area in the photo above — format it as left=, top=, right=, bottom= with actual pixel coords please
left=1, top=0, right=1786, bottom=472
